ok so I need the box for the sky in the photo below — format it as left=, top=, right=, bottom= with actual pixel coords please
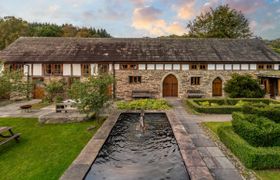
left=0, top=0, right=280, bottom=39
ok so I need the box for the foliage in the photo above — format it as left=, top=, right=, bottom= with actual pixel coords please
left=117, top=99, right=171, bottom=110
left=44, top=80, right=65, bottom=102
left=224, top=73, right=265, bottom=98
left=0, top=16, right=111, bottom=50
left=232, top=112, right=280, bottom=147
left=0, top=68, right=32, bottom=99
left=266, top=39, right=280, bottom=54
left=68, top=75, right=113, bottom=114
left=217, top=125, right=280, bottom=169
left=186, top=98, right=277, bottom=114
left=242, top=105, right=280, bottom=124
left=187, top=5, right=252, bottom=38
left=0, top=117, right=104, bottom=180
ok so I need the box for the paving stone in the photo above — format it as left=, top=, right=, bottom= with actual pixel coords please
left=214, top=157, right=235, bottom=169
left=181, top=149, right=206, bottom=167
left=191, top=137, right=216, bottom=147
left=188, top=167, right=214, bottom=180
left=197, top=147, right=211, bottom=157
left=207, top=147, right=225, bottom=157
left=212, top=169, right=243, bottom=180
left=202, top=156, right=217, bottom=170
left=60, top=164, right=90, bottom=180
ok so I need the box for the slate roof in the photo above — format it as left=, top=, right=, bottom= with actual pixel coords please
left=0, top=37, right=280, bottom=63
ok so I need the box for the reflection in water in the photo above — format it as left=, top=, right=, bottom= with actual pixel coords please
left=85, top=113, right=189, bottom=180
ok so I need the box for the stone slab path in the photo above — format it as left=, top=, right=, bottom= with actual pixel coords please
left=0, top=99, right=55, bottom=118
left=167, top=99, right=243, bottom=180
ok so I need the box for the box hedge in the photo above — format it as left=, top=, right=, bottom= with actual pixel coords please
left=232, top=112, right=280, bottom=147
left=218, top=125, right=280, bottom=169
left=186, top=98, right=279, bottom=114
left=242, top=105, right=280, bottom=123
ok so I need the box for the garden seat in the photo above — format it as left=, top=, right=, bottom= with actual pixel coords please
left=187, top=90, right=205, bottom=98
left=0, top=127, right=20, bottom=146
left=132, top=90, right=154, bottom=99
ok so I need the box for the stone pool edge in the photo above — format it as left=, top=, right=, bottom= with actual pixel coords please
left=60, top=110, right=213, bottom=180
left=166, top=110, right=213, bottom=180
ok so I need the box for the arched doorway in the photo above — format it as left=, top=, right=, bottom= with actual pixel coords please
left=163, top=74, right=178, bottom=97
left=212, top=77, right=222, bottom=96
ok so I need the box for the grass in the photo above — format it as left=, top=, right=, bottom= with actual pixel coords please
left=203, top=121, right=280, bottom=180
left=0, top=117, right=104, bottom=180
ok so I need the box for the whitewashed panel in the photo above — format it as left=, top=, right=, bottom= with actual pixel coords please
left=32, top=64, right=42, bottom=76
left=23, top=64, right=32, bottom=76
left=182, top=64, right=189, bottom=70
left=173, top=64, right=180, bottom=70
left=63, top=64, right=71, bottom=76
left=225, top=64, right=232, bottom=70
left=91, top=64, right=96, bottom=75
left=233, top=64, right=240, bottom=70
left=109, top=64, right=112, bottom=71
left=147, top=64, right=155, bottom=70
left=156, top=64, right=164, bottom=70
left=72, top=64, right=81, bottom=76
left=0, top=63, right=3, bottom=74
left=241, top=64, right=249, bottom=70
left=165, top=64, right=172, bottom=70
left=250, top=64, right=257, bottom=70
left=216, top=64, right=224, bottom=70
left=114, top=64, right=120, bottom=70
left=274, top=64, right=279, bottom=70
left=139, top=64, right=146, bottom=70
left=208, top=64, right=215, bottom=70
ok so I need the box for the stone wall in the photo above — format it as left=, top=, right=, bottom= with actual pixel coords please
left=115, top=70, right=263, bottom=100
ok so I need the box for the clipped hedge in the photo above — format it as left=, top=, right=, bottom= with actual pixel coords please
left=185, top=98, right=279, bottom=114
left=218, top=125, right=280, bottom=169
left=232, top=112, right=280, bottom=147
left=242, top=105, right=280, bottom=123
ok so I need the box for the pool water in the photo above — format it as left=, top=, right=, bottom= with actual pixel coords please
left=85, top=113, right=189, bottom=180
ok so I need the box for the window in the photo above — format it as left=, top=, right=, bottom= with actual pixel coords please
left=53, top=64, right=63, bottom=75
left=44, top=64, right=63, bottom=75
left=191, top=77, right=200, bottom=85
left=199, top=64, right=207, bottom=70
left=98, top=64, right=109, bottom=73
left=257, top=64, right=265, bottom=70
left=81, top=64, right=91, bottom=76
left=267, top=64, right=273, bottom=70
left=190, top=64, right=198, bottom=70
left=8, top=64, right=23, bottom=72
left=120, top=64, right=138, bottom=70
left=129, top=76, right=141, bottom=84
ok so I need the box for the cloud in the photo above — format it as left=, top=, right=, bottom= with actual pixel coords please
left=132, top=6, right=186, bottom=36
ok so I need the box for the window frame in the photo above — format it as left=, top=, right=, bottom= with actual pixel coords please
left=191, top=77, right=201, bottom=85
left=128, top=76, right=142, bottom=84
left=44, top=64, right=63, bottom=76
left=81, top=64, right=91, bottom=76
left=120, top=64, right=138, bottom=70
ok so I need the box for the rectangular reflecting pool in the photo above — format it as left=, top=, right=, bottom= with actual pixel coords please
left=85, top=113, right=190, bottom=180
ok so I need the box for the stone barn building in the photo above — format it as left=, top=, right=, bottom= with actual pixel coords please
left=0, top=37, right=280, bottom=99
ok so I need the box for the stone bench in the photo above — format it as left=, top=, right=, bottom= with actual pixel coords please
left=132, top=90, right=154, bottom=99
left=187, top=90, right=205, bottom=98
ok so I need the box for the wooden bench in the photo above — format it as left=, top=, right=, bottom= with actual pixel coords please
left=0, top=127, right=20, bottom=146
left=132, top=90, right=154, bottom=99
left=187, top=90, right=205, bottom=98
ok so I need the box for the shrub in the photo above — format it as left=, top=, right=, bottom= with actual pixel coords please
left=232, top=112, right=280, bottom=147
left=45, top=80, right=65, bottom=102
left=218, top=126, right=280, bottom=169
left=242, top=105, right=280, bottom=123
left=224, top=73, right=265, bottom=98
left=117, top=99, right=171, bottom=110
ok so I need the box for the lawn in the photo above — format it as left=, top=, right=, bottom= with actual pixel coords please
left=203, top=122, right=280, bottom=180
left=0, top=117, right=104, bottom=180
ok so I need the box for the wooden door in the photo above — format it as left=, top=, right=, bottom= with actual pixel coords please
left=212, top=78, right=222, bottom=96
left=33, top=78, right=45, bottom=99
left=163, top=74, right=178, bottom=97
